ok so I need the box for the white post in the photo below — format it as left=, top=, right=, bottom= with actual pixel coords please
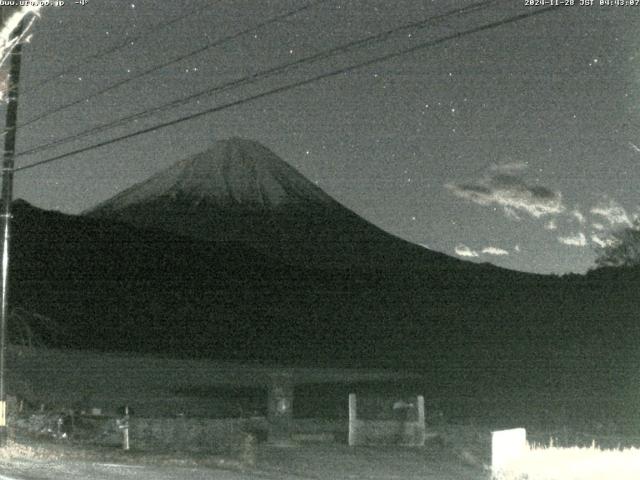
left=416, top=395, right=426, bottom=446
left=416, top=395, right=425, bottom=424
left=123, top=425, right=130, bottom=451
left=122, top=406, right=130, bottom=451
left=348, top=393, right=357, bottom=446
left=491, top=428, right=527, bottom=475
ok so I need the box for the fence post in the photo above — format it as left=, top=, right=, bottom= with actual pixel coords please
left=416, top=395, right=426, bottom=445
left=117, top=405, right=130, bottom=451
left=348, top=393, right=357, bottom=446
left=123, top=407, right=130, bottom=451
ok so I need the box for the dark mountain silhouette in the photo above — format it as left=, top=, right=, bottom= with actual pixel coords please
left=11, top=198, right=517, bottom=366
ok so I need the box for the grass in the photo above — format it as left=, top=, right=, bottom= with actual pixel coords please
left=0, top=436, right=248, bottom=472
left=494, top=440, right=640, bottom=480
left=0, top=439, right=47, bottom=461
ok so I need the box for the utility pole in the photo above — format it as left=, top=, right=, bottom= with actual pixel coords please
left=0, top=8, right=24, bottom=446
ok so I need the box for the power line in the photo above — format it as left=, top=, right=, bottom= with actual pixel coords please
left=25, top=3, right=216, bottom=94
left=15, top=5, right=557, bottom=174
left=17, top=0, right=500, bottom=158
left=19, top=0, right=328, bottom=128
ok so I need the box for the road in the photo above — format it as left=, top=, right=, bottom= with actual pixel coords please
left=0, top=454, right=489, bottom=480
left=0, top=461, right=296, bottom=480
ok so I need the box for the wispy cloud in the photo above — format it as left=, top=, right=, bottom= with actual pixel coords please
left=504, top=207, right=521, bottom=221
left=446, top=173, right=564, bottom=219
left=590, top=234, right=615, bottom=248
left=558, top=232, right=587, bottom=247
left=572, top=210, right=586, bottom=224
left=455, top=244, right=479, bottom=258
left=447, top=164, right=640, bottom=255
left=590, top=198, right=632, bottom=227
left=482, top=246, right=509, bottom=256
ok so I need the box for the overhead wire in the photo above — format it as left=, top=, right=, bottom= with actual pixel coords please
left=16, top=0, right=501, bottom=158
left=18, top=0, right=329, bottom=128
left=25, top=2, right=216, bottom=93
left=15, top=5, right=557, bottom=174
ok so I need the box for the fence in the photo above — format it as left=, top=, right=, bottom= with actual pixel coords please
left=348, top=393, right=426, bottom=446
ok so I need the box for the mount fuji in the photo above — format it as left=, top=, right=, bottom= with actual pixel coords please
left=86, top=138, right=460, bottom=271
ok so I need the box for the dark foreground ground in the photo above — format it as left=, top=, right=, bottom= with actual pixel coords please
left=4, top=423, right=636, bottom=479
left=0, top=447, right=487, bottom=480
left=0, top=427, right=490, bottom=480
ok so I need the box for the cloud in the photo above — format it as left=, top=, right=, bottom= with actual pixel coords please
left=455, top=244, right=479, bottom=257
left=455, top=244, right=509, bottom=257
left=590, top=198, right=632, bottom=227
left=572, top=210, right=586, bottom=224
left=514, top=245, right=521, bottom=253
left=558, top=232, right=587, bottom=247
left=503, top=207, right=521, bottom=221
left=590, top=234, right=615, bottom=248
left=446, top=173, right=564, bottom=219
left=592, top=222, right=605, bottom=231
left=545, top=219, right=557, bottom=231
left=482, top=246, right=509, bottom=256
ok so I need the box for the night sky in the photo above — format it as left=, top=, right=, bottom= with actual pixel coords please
left=4, top=0, right=640, bottom=274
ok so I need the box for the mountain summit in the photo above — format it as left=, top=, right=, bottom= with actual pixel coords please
left=91, top=138, right=334, bottom=212
left=87, top=138, right=457, bottom=269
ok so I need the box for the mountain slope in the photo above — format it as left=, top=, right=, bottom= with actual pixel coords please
left=86, top=138, right=465, bottom=271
